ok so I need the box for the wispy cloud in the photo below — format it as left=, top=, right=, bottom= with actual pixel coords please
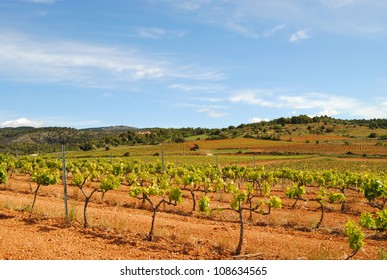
left=169, top=83, right=224, bottom=92
left=229, top=90, right=387, bottom=119
left=177, top=102, right=228, bottom=118
left=27, top=0, right=57, bottom=4
left=135, top=27, right=166, bottom=39
left=0, top=31, right=223, bottom=88
left=198, top=108, right=228, bottom=118
left=229, top=89, right=275, bottom=107
left=0, top=117, right=42, bottom=128
left=194, top=97, right=224, bottom=102
left=276, top=93, right=358, bottom=111
left=159, top=0, right=214, bottom=11
left=264, top=24, right=286, bottom=37
left=134, top=27, right=186, bottom=39
left=225, top=21, right=258, bottom=38
left=351, top=100, right=387, bottom=119
left=289, top=29, right=310, bottom=42
left=156, top=0, right=387, bottom=38
left=102, top=92, right=114, bottom=98
left=320, top=0, right=356, bottom=9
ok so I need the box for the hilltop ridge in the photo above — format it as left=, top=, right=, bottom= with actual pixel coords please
left=0, top=115, right=386, bottom=155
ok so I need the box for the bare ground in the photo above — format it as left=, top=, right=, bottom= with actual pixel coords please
left=0, top=175, right=385, bottom=260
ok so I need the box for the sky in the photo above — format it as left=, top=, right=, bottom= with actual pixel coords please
left=0, top=0, right=386, bottom=129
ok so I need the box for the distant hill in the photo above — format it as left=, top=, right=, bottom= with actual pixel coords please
left=0, top=115, right=386, bottom=155
left=81, top=125, right=138, bottom=132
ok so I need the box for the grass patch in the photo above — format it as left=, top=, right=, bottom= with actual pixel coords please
left=307, top=245, right=334, bottom=260
left=379, top=248, right=387, bottom=260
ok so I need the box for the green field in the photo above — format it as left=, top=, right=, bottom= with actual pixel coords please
left=29, top=137, right=385, bottom=173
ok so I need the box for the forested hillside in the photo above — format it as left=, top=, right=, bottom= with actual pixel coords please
left=0, top=115, right=386, bottom=155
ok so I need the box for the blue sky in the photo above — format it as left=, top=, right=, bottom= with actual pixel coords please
left=0, top=0, right=386, bottom=129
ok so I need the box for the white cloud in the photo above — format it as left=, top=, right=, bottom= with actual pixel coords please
left=195, top=97, right=224, bottom=102
left=277, top=93, right=358, bottom=111
left=229, top=89, right=274, bottom=107
left=249, top=117, right=270, bottom=123
left=198, top=108, right=228, bottom=118
left=315, top=109, right=340, bottom=116
left=134, top=27, right=186, bottom=39
left=1, top=118, right=42, bottom=128
left=289, top=29, right=310, bottom=42
left=170, top=67, right=224, bottom=81
left=136, top=27, right=166, bottom=39
left=0, top=31, right=224, bottom=88
left=169, top=83, right=224, bottom=92
left=351, top=101, right=387, bottom=119
left=178, top=102, right=228, bottom=118
left=229, top=90, right=387, bottom=119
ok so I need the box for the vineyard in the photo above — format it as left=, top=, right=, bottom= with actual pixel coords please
left=0, top=143, right=386, bottom=260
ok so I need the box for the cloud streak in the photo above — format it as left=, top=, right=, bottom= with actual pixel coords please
left=0, top=31, right=224, bottom=88
left=264, top=24, right=286, bottom=37
left=169, top=83, right=224, bottom=92
left=289, top=29, right=310, bottom=42
left=156, top=0, right=387, bottom=38
left=225, top=21, right=258, bottom=38
left=229, top=90, right=387, bottom=119
left=320, top=0, right=356, bottom=9
left=27, top=0, right=57, bottom=4
left=198, top=108, right=228, bottom=118
left=134, top=27, right=186, bottom=39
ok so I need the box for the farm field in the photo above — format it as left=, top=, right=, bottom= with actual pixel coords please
left=1, top=0, right=387, bottom=269
left=0, top=173, right=385, bottom=260
left=0, top=135, right=386, bottom=260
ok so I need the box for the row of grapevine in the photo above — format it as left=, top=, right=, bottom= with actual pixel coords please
left=0, top=153, right=385, bottom=258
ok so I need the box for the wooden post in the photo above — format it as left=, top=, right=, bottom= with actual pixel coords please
left=216, top=153, right=222, bottom=201
left=62, top=145, right=69, bottom=223
left=161, top=150, right=165, bottom=174
left=161, top=150, right=166, bottom=209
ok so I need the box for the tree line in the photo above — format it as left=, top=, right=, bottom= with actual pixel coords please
left=0, top=115, right=386, bottom=154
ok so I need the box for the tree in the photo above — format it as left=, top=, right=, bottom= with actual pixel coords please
left=79, top=142, right=94, bottom=151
